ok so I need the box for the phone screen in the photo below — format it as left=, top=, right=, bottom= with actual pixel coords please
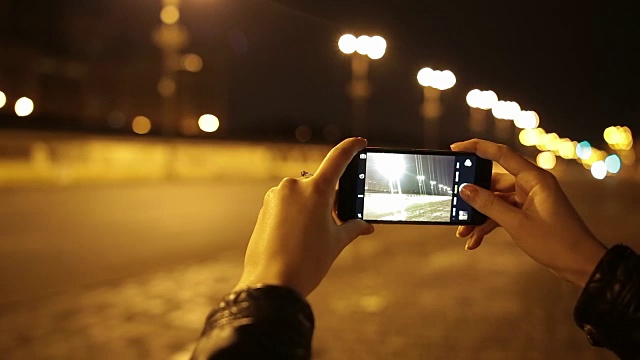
left=346, top=149, right=489, bottom=224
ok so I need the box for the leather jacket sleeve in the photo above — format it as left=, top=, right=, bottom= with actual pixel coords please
left=574, top=244, right=640, bottom=359
left=191, top=285, right=314, bottom=360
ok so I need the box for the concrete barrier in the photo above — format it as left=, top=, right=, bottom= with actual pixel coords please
left=0, top=131, right=330, bottom=186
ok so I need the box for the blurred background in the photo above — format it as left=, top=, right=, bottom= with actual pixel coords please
left=0, top=0, right=638, bottom=359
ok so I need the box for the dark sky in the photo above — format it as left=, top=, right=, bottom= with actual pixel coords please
left=1, top=0, right=638, bottom=147
left=267, top=0, right=640, bottom=146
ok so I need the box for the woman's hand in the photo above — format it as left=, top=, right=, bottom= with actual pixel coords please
left=234, top=138, right=375, bottom=297
left=451, top=139, right=607, bottom=287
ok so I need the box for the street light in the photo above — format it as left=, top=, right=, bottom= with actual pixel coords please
left=198, top=114, right=220, bottom=133
left=0, top=90, right=6, bottom=109
left=339, top=34, right=387, bottom=136
left=14, top=97, right=34, bottom=117
left=417, top=67, right=456, bottom=148
left=466, top=89, right=498, bottom=136
left=375, top=153, right=404, bottom=194
left=514, top=110, right=540, bottom=129
left=491, top=100, right=520, bottom=145
left=132, top=116, right=152, bottom=135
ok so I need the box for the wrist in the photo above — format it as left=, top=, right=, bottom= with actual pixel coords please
left=233, top=273, right=305, bottom=296
left=558, top=242, right=607, bottom=288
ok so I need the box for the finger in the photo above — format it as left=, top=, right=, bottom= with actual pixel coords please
left=314, top=137, right=367, bottom=190
left=465, top=219, right=500, bottom=250
left=450, top=139, right=538, bottom=176
left=339, top=220, right=375, bottom=248
left=457, top=190, right=516, bottom=239
left=491, top=172, right=515, bottom=193
left=456, top=225, right=474, bottom=238
left=459, top=183, right=522, bottom=228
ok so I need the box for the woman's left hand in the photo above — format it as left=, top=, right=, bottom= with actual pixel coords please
left=234, top=137, right=375, bottom=297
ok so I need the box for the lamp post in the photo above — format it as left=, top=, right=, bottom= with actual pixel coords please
left=491, top=100, right=521, bottom=146
left=338, top=34, right=386, bottom=137
left=466, top=89, right=498, bottom=138
left=151, top=0, right=204, bottom=136
left=417, top=68, right=456, bottom=148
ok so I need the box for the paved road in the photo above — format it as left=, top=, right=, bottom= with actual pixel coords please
left=0, top=175, right=638, bottom=359
left=364, top=194, right=452, bottom=221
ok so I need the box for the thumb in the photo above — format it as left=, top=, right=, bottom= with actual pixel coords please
left=339, top=220, right=375, bottom=247
left=459, top=183, right=521, bottom=228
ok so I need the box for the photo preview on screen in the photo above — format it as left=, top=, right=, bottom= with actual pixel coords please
left=357, top=151, right=478, bottom=223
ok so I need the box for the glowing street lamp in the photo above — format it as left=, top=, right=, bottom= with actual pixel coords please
left=198, top=114, right=220, bottom=133
left=339, top=34, right=387, bottom=136
left=491, top=100, right=521, bottom=145
left=0, top=90, right=6, bottom=109
left=514, top=110, right=540, bottom=129
left=417, top=67, right=456, bottom=148
left=375, top=153, right=404, bottom=194
left=14, top=97, right=34, bottom=117
left=466, top=89, right=498, bottom=136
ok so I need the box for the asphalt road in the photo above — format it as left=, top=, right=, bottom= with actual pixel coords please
left=0, top=175, right=639, bottom=359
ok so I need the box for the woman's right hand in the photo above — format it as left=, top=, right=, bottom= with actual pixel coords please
left=451, top=139, right=607, bottom=287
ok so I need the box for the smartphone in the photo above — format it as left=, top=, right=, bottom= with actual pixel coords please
left=337, top=147, right=492, bottom=225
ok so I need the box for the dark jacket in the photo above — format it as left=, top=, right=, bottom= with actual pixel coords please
left=192, top=245, right=640, bottom=360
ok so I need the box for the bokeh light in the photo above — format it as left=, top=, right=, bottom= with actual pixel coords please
left=519, top=129, right=538, bottom=146
left=417, top=68, right=434, bottom=87
left=479, top=90, right=498, bottom=110
left=355, top=35, right=371, bottom=55
left=536, top=151, right=557, bottom=170
left=0, top=90, right=6, bottom=109
left=576, top=141, right=592, bottom=160
left=605, top=154, right=622, bottom=174
left=367, top=36, right=387, bottom=60
left=466, top=89, right=482, bottom=108
left=160, top=5, right=180, bottom=25
left=558, top=140, right=577, bottom=159
left=338, top=34, right=357, bottom=54
left=603, top=126, right=634, bottom=151
left=14, top=97, right=34, bottom=117
left=590, top=161, right=607, bottom=180
left=132, top=116, right=152, bottom=135
left=491, top=100, right=520, bottom=120
left=417, top=68, right=455, bottom=90
left=181, top=53, right=203, bottom=73
left=514, top=110, right=540, bottom=129
left=198, top=114, right=219, bottom=133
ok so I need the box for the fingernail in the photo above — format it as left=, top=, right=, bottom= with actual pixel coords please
left=450, top=142, right=461, bottom=150
left=465, top=238, right=473, bottom=250
left=455, top=227, right=462, bottom=238
left=460, top=183, right=477, bottom=200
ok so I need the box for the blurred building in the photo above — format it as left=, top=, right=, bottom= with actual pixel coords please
left=0, top=0, right=229, bottom=136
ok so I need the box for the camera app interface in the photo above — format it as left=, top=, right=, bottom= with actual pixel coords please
left=355, top=152, right=477, bottom=223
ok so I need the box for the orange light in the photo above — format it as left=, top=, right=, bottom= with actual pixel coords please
left=160, top=5, right=180, bottom=25
left=181, top=53, right=203, bottom=73
left=132, top=116, right=152, bottom=134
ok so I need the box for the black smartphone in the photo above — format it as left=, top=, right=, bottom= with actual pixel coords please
left=337, top=147, right=493, bottom=225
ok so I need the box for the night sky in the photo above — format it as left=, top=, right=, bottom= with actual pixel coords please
left=270, top=0, right=640, bottom=146
left=1, top=0, right=638, bottom=147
